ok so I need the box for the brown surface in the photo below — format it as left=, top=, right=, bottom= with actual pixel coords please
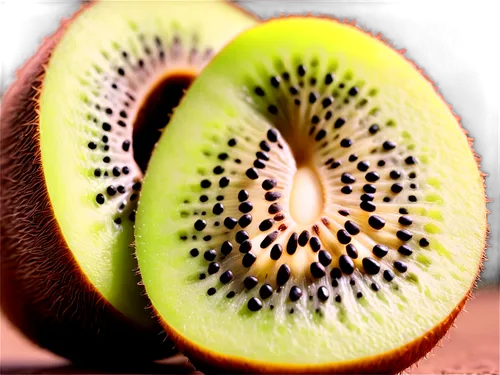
left=1, top=286, right=498, bottom=374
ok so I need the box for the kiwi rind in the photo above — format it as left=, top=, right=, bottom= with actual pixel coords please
left=135, top=16, right=487, bottom=373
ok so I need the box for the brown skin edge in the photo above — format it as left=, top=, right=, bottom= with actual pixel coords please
left=151, top=15, right=489, bottom=374
left=0, top=1, right=175, bottom=364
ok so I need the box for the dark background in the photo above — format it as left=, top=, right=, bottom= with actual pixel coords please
left=1, top=0, right=500, bottom=280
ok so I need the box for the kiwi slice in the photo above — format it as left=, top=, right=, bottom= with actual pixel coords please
left=0, top=0, right=256, bottom=363
left=136, top=17, right=487, bottom=372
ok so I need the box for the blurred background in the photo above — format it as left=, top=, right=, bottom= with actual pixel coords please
left=1, top=0, right=500, bottom=281
left=1, top=0, right=498, bottom=373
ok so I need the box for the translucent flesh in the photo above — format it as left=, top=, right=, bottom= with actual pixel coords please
left=136, top=19, right=486, bottom=363
left=39, top=0, right=256, bottom=327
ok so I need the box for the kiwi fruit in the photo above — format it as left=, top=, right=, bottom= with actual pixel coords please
left=136, top=17, right=487, bottom=373
left=0, top=0, right=256, bottom=363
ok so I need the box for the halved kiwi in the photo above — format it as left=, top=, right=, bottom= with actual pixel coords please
left=136, top=17, right=487, bottom=372
left=0, top=0, right=256, bottom=363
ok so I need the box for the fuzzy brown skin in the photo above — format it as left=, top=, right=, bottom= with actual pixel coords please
left=0, top=2, right=175, bottom=364
left=153, top=16, right=489, bottom=374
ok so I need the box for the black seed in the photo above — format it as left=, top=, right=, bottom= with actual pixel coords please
left=106, top=186, right=117, bottom=196
left=398, top=216, right=413, bottom=226
left=289, top=286, right=303, bottom=302
left=200, top=195, right=208, bottom=203
left=224, top=217, right=237, bottom=230
left=289, top=86, right=299, bottom=95
left=103, top=156, right=111, bottom=163
left=235, top=230, right=249, bottom=244
left=261, top=231, right=279, bottom=248
left=297, top=64, right=306, bottom=76
left=316, top=286, right=329, bottom=302
left=315, top=129, right=327, bottom=141
left=339, top=255, right=354, bottom=275
left=330, top=161, right=341, bottom=169
left=238, top=214, right=252, bottom=228
left=355, top=161, right=369, bottom=172
left=356, top=292, right=363, bottom=299
left=409, top=172, right=417, bottom=179
left=267, top=128, right=278, bottom=142
left=344, top=220, right=360, bottom=235
left=337, top=229, right=352, bottom=245
left=207, top=287, right=216, bottom=296
left=397, top=230, right=413, bottom=242
left=239, top=240, right=252, bottom=253
left=259, top=284, right=273, bottom=300
left=309, top=237, right=321, bottom=252
left=190, top=248, right=199, bottom=257
left=331, top=268, right=342, bottom=280
left=350, top=279, right=356, bottom=286
left=341, top=186, right=352, bottom=194
left=410, top=183, right=417, bottom=189
left=242, top=252, right=257, bottom=267
left=262, top=179, right=277, bottom=191
left=348, top=154, right=358, bottom=163
left=363, top=257, right=381, bottom=275
left=335, top=295, right=342, bottom=303
left=348, top=86, right=358, bottom=96
left=310, top=262, right=326, bottom=278
left=200, top=179, right=211, bottom=188
left=325, top=73, right=334, bottom=85
left=334, top=117, right=346, bottom=129
left=259, top=219, right=274, bottom=232
left=221, top=241, right=233, bottom=256
left=383, top=141, right=396, bottom=150
left=322, top=97, right=334, bottom=108
left=268, top=105, right=278, bottom=115
left=419, top=238, right=430, bottom=247
left=398, top=245, right=413, bottom=256
left=343, top=243, right=358, bottom=259
left=244, top=276, right=258, bottom=290
left=239, top=202, right=253, bottom=213
left=298, top=230, right=310, bottom=246
left=270, top=244, right=283, bottom=260
left=228, top=138, right=237, bottom=147
left=360, top=200, right=376, bottom=212
left=318, top=250, right=332, bottom=266
left=360, top=193, right=374, bottom=202
left=391, top=183, right=403, bottom=193
left=254, top=86, right=265, bottom=96
left=340, top=138, right=352, bottom=148
left=218, top=153, right=229, bottom=161
left=372, top=244, right=388, bottom=258
left=219, top=270, right=233, bottom=284
left=238, top=190, right=249, bottom=202
left=361, top=185, right=376, bottom=195
left=365, top=171, right=380, bottom=182
left=286, top=233, right=298, bottom=254
left=212, top=203, right=224, bottom=215
left=405, top=156, right=417, bottom=165
left=371, top=283, right=380, bottom=292
left=277, top=264, right=290, bottom=285
left=338, top=210, right=350, bottom=217
left=368, top=124, right=379, bottom=134
left=325, top=111, right=333, bottom=120
left=270, top=76, right=281, bottom=88
left=204, top=249, right=217, bottom=261
left=96, top=194, right=105, bottom=204
left=368, top=215, right=385, bottom=230
left=88, top=142, right=97, bottom=150
left=383, top=197, right=391, bottom=202
left=208, top=262, right=220, bottom=275
left=111, top=167, right=121, bottom=177
left=254, top=159, right=266, bottom=169
left=341, top=173, right=356, bottom=184
left=399, top=208, right=409, bottom=214
left=308, top=92, right=318, bottom=104
left=258, top=140, right=271, bottom=152
left=394, top=261, right=408, bottom=273
left=245, top=168, right=258, bottom=180
left=390, top=170, right=401, bottom=180
left=265, top=191, right=281, bottom=201
left=94, top=169, right=101, bottom=177
left=256, top=152, right=269, bottom=162
left=199, top=273, right=206, bottom=280
left=194, top=219, right=206, bottom=231
left=409, top=195, right=418, bottom=202
left=248, top=297, right=262, bottom=312
left=294, top=99, right=301, bottom=106
left=219, top=177, right=230, bottom=188
left=226, top=291, right=236, bottom=299
left=130, top=193, right=137, bottom=201
left=122, top=166, right=130, bottom=174
left=383, top=269, right=395, bottom=282
left=268, top=203, right=281, bottom=214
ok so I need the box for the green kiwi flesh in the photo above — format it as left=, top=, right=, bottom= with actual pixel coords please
left=1, top=0, right=256, bottom=362
left=136, top=18, right=487, bottom=372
